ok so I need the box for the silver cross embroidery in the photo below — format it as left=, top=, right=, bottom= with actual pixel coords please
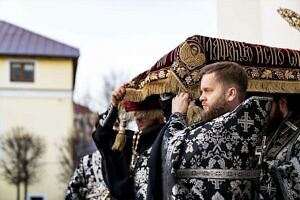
left=260, top=182, right=277, bottom=196
left=208, top=179, right=225, bottom=189
left=238, top=112, right=254, bottom=132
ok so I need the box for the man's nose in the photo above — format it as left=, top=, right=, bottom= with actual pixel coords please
left=199, top=93, right=205, bottom=102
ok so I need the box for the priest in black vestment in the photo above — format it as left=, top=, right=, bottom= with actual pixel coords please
left=161, top=61, right=272, bottom=199
left=92, top=85, right=166, bottom=199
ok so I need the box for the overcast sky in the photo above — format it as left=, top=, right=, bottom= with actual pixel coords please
left=0, top=0, right=217, bottom=112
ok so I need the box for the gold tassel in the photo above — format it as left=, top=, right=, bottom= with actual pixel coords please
left=112, top=117, right=127, bottom=151
left=187, top=100, right=203, bottom=125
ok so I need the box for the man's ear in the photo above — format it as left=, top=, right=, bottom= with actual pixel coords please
left=226, top=87, right=237, bottom=102
left=278, top=97, right=288, bottom=116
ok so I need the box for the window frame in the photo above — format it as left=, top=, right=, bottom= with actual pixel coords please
left=10, top=61, right=35, bottom=82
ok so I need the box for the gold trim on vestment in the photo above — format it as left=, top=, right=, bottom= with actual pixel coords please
left=176, top=169, right=260, bottom=179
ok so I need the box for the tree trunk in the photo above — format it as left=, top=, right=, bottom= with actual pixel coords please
left=17, top=148, right=21, bottom=200
left=24, top=181, right=28, bottom=200
left=16, top=182, right=20, bottom=200
left=24, top=163, right=28, bottom=200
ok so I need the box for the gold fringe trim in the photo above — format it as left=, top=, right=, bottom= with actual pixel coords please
left=124, top=70, right=200, bottom=102
left=125, top=73, right=300, bottom=102
left=248, top=80, right=300, bottom=93
left=125, top=79, right=172, bottom=102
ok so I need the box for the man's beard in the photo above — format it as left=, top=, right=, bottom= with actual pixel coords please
left=200, top=95, right=228, bottom=123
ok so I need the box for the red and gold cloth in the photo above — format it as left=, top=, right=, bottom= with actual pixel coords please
left=123, top=95, right=161, bottom=112
left=124, top=35, right=300, bottom=102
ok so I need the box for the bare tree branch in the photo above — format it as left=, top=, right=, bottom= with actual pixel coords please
left=102, top=69, right=131, bottom=107
left=0, top=126, right=46, bottom=200
left=58, top=113, right=98, bottom=184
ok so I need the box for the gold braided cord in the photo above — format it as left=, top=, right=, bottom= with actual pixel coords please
left=277, top=8, right=300, bottom=31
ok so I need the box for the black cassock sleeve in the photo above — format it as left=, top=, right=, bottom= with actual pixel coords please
left=92, top=104, right=119, bottom=150
left=92, top=104, right=134, bottom=200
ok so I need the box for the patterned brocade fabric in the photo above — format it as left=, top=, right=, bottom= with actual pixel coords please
left=130, top=124, right=165, bottom=199
left=132, top=148, right=152, bottom=200
left=65, top=151, right=110, bottom=200
left=162, top=96, right=272, bottom=200
left=259, top=113, right=300, bottom=200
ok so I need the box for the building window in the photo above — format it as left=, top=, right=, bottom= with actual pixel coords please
left=10, top=62, right=34, bottom=82
left=30, top=197, right=43, bottom=200
left=27, top=194, right=45, bottom=200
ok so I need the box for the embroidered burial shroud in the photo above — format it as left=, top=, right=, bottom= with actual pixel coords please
left=124, top=35, right=300, bottom=102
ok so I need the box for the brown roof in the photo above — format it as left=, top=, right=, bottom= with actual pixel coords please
left=73, top=103, right=93, bottom=114
left=0, top=20, right=80, bottom=58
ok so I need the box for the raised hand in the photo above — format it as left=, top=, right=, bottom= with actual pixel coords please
left=111, top=86, right=126, bottom=107
left=172, top=92, right=190, bottom=115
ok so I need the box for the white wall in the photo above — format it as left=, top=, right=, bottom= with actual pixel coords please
left=260, top=0, right=300, bottom=49
left=217, top=0, right=300, bottom=49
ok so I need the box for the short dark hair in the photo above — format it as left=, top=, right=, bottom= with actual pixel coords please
left=199, top=61, right=248, bottom=101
